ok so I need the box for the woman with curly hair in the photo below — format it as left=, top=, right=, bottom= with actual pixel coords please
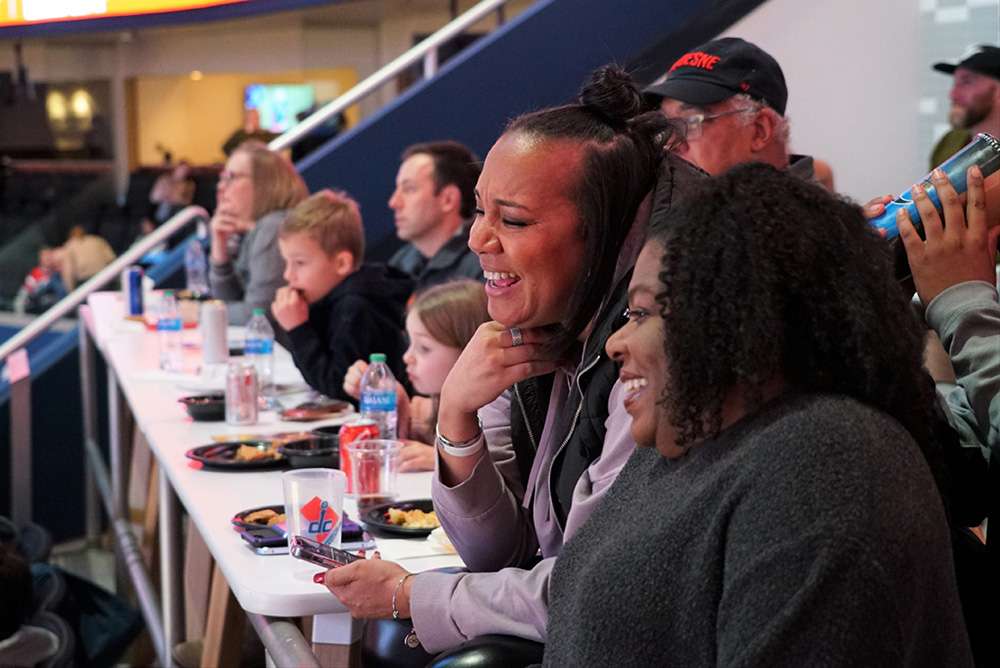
left=544, top=163, right=972, bottom=666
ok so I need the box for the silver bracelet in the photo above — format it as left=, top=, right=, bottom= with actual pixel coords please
left=435, top=417, right=483, bottom=448
left=436, top=431, right=485, bottom=457
left=435, top=419, right=485, bottom=457
left=391, top=572, right=414, bottom=620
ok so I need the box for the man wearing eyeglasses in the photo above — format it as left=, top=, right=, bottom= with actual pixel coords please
left=643, top=37, right=816, bottom=182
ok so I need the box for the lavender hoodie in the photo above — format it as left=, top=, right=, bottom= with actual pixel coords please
left=408, top=370, right=635, bottom=652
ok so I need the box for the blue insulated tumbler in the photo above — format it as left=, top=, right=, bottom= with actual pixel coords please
left=870, top=133, right=1000, bottom=239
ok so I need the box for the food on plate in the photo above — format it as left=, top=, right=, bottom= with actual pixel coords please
left=242, top=508, right=286, bottom=526
left=386, top=507, right=440, bottom=529
left=185, top=395, right=222, bottom=404
left=213, top=431, right=311, bottom=444
left=269, top=431, right=314, bottom=445
left=281, top=399, right=351, bottom=421
left=213, top=433, right=256, bottom=443
left=235, top=443, right=280, bottom=462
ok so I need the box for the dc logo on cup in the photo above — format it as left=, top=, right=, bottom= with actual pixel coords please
left=299, top=496, right=341, bottom=545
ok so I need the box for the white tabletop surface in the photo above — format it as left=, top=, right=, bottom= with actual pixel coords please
left=87, top=291, right=461, bottom=616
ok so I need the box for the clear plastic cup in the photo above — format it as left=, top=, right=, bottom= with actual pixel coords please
left=346, top=439, right=403, bottom=508
left=281, top=468, right=347, bottom=547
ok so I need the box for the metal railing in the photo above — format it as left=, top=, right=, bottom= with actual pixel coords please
left=0, top=206, right=207, bottom=365
left=247, top=615, right=323, bottom=668
left=269, top=0, right=511, bottom=153
left=3, top=203, right=207, bottom=534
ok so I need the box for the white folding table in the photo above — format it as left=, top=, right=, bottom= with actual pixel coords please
left=83, top=291, right=461, bottom=666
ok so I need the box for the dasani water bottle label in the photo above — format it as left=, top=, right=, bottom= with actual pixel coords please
left=245, top=338, right=273, bottom=355
left=360, top=390, right=396, bottom=412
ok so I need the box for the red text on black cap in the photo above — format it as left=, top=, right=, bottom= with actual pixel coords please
left=670, top=51, right=721, bottom=72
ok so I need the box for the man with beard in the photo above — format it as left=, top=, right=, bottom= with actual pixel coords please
left=930, top=45, right=1000, bottom=168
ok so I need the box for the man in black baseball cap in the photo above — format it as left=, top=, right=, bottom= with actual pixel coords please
left=929, top=45, right=1000, bottom=168
left=644, top=37, right=821, bottom=182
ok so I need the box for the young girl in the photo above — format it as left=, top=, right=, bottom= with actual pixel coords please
left=343, top=279, right=488, bottom=471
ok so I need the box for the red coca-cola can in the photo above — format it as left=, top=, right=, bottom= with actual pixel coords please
left=339, top=418, right=378, bottom=493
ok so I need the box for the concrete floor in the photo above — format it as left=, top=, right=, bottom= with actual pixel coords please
left=51, top=538, right=118, bottom=593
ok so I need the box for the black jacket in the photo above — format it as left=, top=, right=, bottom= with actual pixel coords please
left=510, top=154, right=706, bottom=528
left=284, top=263, right=413, bottom=402
left=388, top=223, right=483, bottom=292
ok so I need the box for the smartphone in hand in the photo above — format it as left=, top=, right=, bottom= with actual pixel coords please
left=289, top=535, right=361, bottom=569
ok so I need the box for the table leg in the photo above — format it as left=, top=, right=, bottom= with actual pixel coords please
left=78, top=322, right=101, bottom=545
left=184, top=518, right=213, bottom=640
left=107, top=370, right=134, bottom=597
left=142, top=463, right=160, bottom=568
left=84, top=463, right=101, bottom=544
left=130, top=430, right=154, bottom=525
left=312, top=613, right=362, bottom=668
left=202, top=563, right=245, bottom=667
left=107, top=371, right=126, bottom=520
left=159, top=466, right=183, bottom=664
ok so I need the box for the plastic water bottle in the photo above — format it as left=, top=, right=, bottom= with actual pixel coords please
left=245, top=308, right=274, bottom=395
left=184, top=238, right=209, bottom=296
left=360, top=353, right=398, bottom=439
left=157, top=290, right=183, bottom=372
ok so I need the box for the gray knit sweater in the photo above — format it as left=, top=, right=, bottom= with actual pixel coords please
left=544, top=394, right=972, bottom=667
left=209, top=209, right=288, bottom=325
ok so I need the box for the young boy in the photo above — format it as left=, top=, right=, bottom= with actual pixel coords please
left=271, top=190, right=413, bottom=402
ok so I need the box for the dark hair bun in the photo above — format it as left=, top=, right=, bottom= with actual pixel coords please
left=578, top=65, right=643, bottom=127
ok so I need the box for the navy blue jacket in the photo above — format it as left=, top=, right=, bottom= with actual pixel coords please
left=284, top=263, right=413, bottom=402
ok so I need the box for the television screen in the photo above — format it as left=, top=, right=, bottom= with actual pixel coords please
left=244, top=84, right=315, bottom=133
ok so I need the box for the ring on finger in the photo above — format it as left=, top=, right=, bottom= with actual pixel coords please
left=509, top=326, right=523, bottom=347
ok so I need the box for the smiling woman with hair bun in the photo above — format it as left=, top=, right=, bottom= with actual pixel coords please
left=314, top=64, right=703, bottom=654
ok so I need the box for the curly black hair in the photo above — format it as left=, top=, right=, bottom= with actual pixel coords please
left=647, top=163, right=935, bottom=455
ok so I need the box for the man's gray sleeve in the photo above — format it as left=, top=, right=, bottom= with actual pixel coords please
left=925, top=280, right=1000, bottom=454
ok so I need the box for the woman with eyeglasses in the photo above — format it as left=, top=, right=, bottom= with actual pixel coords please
left=209, top=140, right=308, bottom=324
left=543, top=163, right=972, bottom=666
